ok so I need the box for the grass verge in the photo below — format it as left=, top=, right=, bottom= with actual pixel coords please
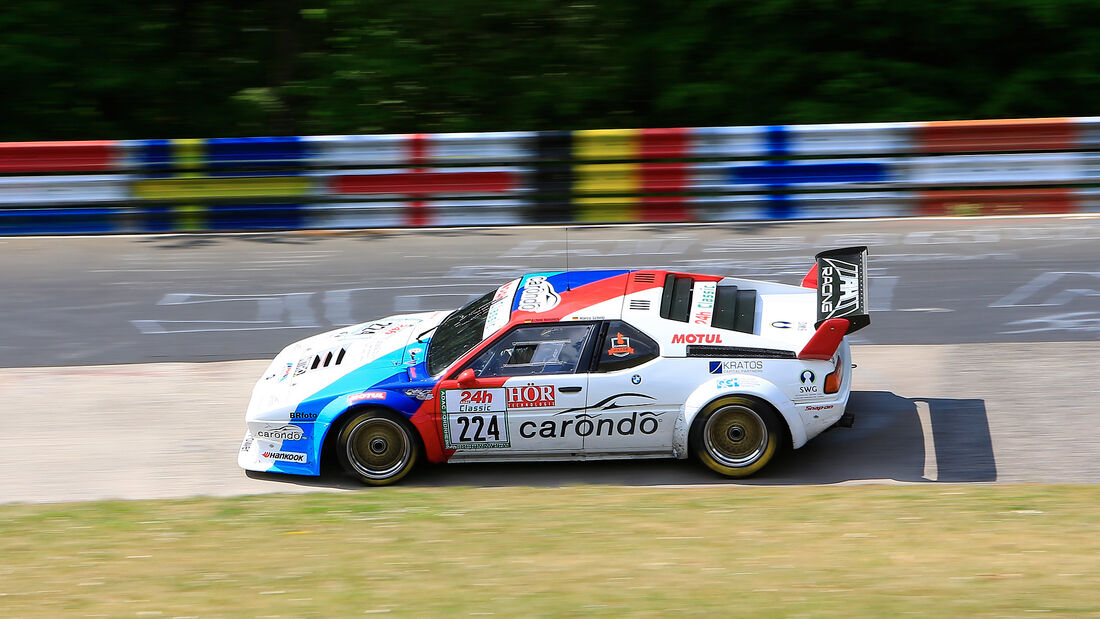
left=2, top=485, right=1098, bottom=617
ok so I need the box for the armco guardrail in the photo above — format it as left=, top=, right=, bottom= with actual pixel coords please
left=2, top=118, right=1099, bottom=234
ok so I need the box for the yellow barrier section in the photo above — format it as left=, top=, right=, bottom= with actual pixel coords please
left=573, top=129, right=641, bottom=221
left=132, top=176, right=312, bottom=200
left=172, top=139, right=206, bottom=229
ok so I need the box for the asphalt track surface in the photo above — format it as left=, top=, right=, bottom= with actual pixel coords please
left=2, top=215, right=1099, bottom=503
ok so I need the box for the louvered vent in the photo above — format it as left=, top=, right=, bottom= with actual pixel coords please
left=335, top=348, right=347, bottom=365
left=628, top=299, right=652, bottom=311
left=633, top=272, right=656, bottom=283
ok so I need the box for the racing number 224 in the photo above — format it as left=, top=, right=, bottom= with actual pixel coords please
left=455, top=415, right=501, bottom=442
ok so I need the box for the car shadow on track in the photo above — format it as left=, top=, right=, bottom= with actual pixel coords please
left=245, top=390, right=996, bottom=490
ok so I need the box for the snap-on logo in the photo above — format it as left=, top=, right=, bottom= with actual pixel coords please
left=671, top=333, right=724, bottom=344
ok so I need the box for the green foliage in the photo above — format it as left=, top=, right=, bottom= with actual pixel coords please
left=4, top=0, right=1100, bottom=139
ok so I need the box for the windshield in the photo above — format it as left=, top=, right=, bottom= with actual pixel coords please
left=426, top=291, right=495, bottom=376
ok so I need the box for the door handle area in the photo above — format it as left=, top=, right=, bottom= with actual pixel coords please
left=559, top=386, right=582, bottom=393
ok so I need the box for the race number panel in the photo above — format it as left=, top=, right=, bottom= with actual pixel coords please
left=442, top=388, right=511, bottom=449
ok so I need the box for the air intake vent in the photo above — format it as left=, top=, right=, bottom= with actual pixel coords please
left=335, top=348, right=346, bottom=365
left=633, top=272, right=656, bottom=283
left=628, top=300, right=651, bottom=311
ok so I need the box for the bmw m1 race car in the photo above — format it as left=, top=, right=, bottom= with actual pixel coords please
left=240, top=247, right=870, bottom=485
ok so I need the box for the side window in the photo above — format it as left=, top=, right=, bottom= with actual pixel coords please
left=467, top=324, right=594, bottom=378
left=596, top=321, right=659, bottom=373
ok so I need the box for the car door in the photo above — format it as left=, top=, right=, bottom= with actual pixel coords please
left=441, top=322, right=597, bottom=459
left=582, top=321, right=680, bottom=455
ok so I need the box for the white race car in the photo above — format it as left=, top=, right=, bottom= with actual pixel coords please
left=240, top=247, right=870, bottom=485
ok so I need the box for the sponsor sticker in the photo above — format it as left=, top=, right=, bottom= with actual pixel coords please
left=442, top=389, right=510, bottom=450
left=631, top=374, right=642, bottom=385
left=607, top=332, right=635, bottom=358
left=771, top=321, right=792, bottom=329
left=517, top=275, right=561, bottom=313
left=795, top=369, right=821, bottom=400
left=671, top=333, right=724, bottom=344
left=240, top=435, right=253, bottom=453
left=358, top=321, right=395, bottom=335
left=254, top=424, right=305, bottom=441
left=820, top=258, right=862, bottom=318
left=404, top=389, right=434, bottom=401
left=716, top=377, right=742, bottom=389
left=519, top=411, right=661, bottom=440
left=691, top=282, right=717, bottom=325
left=708, top=360, right=764, bottom=374
left=348, top=391, right=387, bottom=404
left=507, top=384, right=555, bottom=408
left=262, top=450, right=307, bottom=463
left=805, top=404, right=834, bottom=411
left=290, top=411, right=319, bottom=421
left=276, top=362, right=293, bottom=382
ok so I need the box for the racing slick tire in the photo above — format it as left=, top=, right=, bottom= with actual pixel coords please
left=691, top=396, right=782, bottom=478
left=337, top=410, right=420, bottom=486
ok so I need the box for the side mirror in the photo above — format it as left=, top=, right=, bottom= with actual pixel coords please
left=456, top=368, right=478, bottom=387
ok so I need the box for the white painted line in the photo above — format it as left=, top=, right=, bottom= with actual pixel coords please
left=915, top=400, right=938, bottom=482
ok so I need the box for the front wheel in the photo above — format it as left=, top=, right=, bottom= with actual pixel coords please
left=691, top=397, right=782, bottom=478
left=337, top=411, right=420, bottom=486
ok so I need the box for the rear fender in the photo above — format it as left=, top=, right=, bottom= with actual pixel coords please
left=674, top=375, right=805, bottom=458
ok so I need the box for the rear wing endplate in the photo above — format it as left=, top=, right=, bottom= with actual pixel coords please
left=814, top=246, right=870, bottom=334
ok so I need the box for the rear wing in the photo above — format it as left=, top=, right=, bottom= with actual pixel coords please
left=798, top=246, right=870, bottom=360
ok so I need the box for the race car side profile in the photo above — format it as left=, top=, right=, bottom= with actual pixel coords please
left=239, top=247, right=870, bottom=485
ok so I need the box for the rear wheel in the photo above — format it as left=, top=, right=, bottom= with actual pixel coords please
left=691, top=396, right=781, bottom=478
left=337, top=411, right=420, bottom=486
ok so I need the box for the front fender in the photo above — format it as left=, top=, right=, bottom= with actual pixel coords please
left=673, top=374, right=806, bottom=458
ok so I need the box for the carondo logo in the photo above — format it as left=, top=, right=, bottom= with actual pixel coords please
left=517, top=275, right=561, bottom=312
left=255, top=424, right=305, bottom=441
left=519, top=411, right=661, bottom=439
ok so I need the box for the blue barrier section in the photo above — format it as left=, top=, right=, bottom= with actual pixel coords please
left=730, top=162, right=890, bottom=185
left=206, top=137, right=308, bottom=168
left=0, top=207, right=121, bottom=234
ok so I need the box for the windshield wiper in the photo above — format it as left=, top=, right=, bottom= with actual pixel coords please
left=415, top=325, right=439, bottom=343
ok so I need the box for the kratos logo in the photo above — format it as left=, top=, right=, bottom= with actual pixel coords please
left=262, top=450, right=307, bottom=463
left=820, top=258, right=861, bottom=318
left=507, top=384, right=556, bottom=408
left=517, top=275, right=560, bottom=312
left=671, top=333, right=724, bottom=344
left=255, top=424, right=305, bottom=441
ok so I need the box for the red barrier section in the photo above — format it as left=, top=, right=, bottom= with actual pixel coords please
left=0, top=141, right=117, bottom=173
left=916, top=118, right=1074, bottom=153
left=918, top=188, right=1076, bottom=216
left=639, top=129, right=690, bottom=221
left=407, top=133, right=429, bottom=227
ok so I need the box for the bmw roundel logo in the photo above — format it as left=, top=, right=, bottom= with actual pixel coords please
left=631, top=374, right=642, bottom=385
left=800, top=370, right=815, bottom=384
